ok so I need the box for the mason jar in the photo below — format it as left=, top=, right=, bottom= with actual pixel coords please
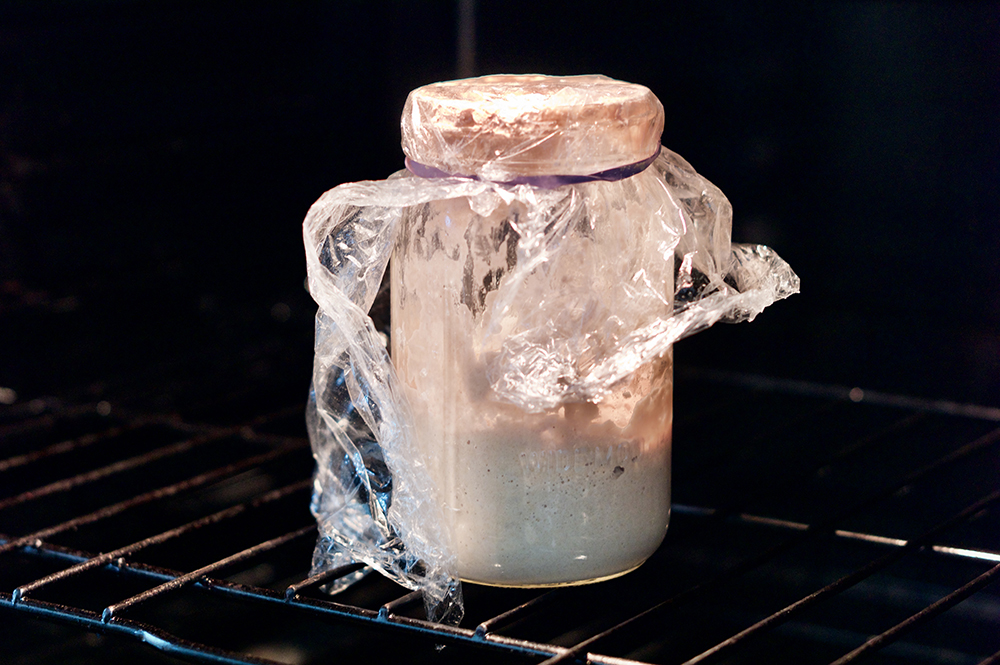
left=390, top=75, right=672, bottom=587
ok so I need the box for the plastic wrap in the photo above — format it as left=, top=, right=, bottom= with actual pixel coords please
left=303, top=75, right=799, bottom=624
left=401, top=74, right=664, bottom=181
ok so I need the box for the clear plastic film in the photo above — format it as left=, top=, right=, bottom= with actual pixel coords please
left=303, top=75, right=799, bottom=624
left=401, top=74, right=664, bottom=182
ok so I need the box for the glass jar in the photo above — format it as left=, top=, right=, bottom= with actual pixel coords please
left=390, top=75, right=672, bottom=587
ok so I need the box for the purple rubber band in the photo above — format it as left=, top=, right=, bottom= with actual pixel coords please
left=404, top=145, right=661, bottom=189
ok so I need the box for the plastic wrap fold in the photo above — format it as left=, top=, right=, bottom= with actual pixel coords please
left=303, top=146, right=799, bottom=624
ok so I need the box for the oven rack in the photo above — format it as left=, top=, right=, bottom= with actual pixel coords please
left=2, top=373, right=999, bottom=664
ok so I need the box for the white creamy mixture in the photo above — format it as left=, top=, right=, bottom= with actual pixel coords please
left=392, top=343, right=672, bottom=586
left=441, top=361, right=672, bottom=586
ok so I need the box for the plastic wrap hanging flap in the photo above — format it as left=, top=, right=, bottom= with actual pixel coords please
left=303, top=74, right=799, bottom=624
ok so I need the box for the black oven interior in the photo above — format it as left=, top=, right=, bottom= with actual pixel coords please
left=2, top=374, right=1000, bottom=665
left=2, top=2, right=998, bottom=664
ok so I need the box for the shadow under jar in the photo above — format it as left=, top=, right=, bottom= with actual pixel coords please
left=391, top=75, right=673, bottom=588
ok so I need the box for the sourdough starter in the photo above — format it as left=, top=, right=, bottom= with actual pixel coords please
left=391, top=196, right=672, bottom=587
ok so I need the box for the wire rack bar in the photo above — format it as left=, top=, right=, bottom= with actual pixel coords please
left=829, top=561, right=1000, bottom=665
left=11, top=478, right=312, bottom=603
left=283, top=563, right=368, bottom=600
left=723, top=511, right=1000, bottom=563
left=0, top=404, right=100, bottom=440
left=683, top=411, right=925, bottom=538
left=689, top=370, right=1000, bottom=422
left=102, top=560, right=575, bottom=662
left=102, top=525, right=316, bottom=621
left=475, top=590, right=564, bottom=637
left=283, top=591, right=572, bottom=661
left=3, top=595, right=287, bottom=665
left=8, top=478, right=994, bottom=665
left=379, top=590, right=423, bottom=618
left=0, top=429, right=233, bottom=512
left=5, top=384, right=998, bottom=665
left=930, top=545, right=1000, bottom=563
left=979, top=649, right=1000, bottom=665
left=0, top=440, right=306, bottom=556
left=0, top=422, right=140, bottom=473
left=540, top=425, right=1000, bottom=664
left=679, top=489, right=1000, bottom=665
left=672, top=503, right=1000, bottom=565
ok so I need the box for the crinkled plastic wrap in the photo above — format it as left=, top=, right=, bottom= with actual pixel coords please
left=303, top=76, right=799, bottom=624
left=401, top=74, right=664, bottom=181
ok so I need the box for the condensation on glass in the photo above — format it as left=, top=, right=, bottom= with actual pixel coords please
left=392, top=75, right=672, bottom=586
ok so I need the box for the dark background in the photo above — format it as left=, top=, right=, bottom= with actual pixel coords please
left=1, top=2, right=998, bottom=411
left=3, top=0, right=998, bottom=412
left=0, top=2, right=998, bottom=662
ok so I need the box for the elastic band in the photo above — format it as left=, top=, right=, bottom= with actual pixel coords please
left=404, top=146, right=661, bottom=189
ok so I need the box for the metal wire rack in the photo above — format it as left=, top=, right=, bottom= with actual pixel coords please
left=2, top=372, right=999, bottom=664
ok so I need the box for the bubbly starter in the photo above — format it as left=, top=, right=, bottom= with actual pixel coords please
left=391, top=196, right=672, bottom=587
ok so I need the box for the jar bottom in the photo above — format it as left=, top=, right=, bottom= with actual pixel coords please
left=459, top=559, right=649, bottom=589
